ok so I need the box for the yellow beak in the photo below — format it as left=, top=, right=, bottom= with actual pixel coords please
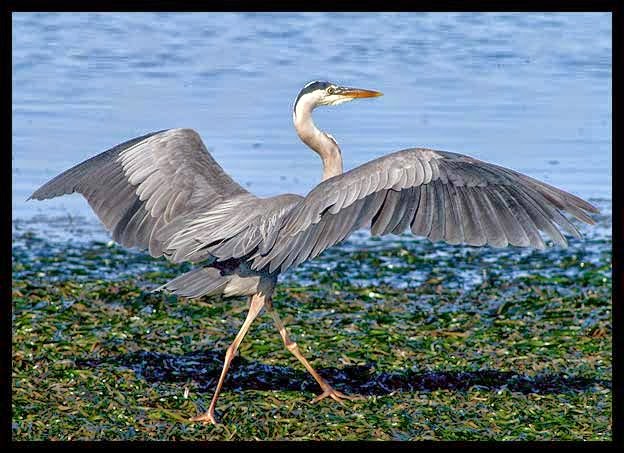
left=336, top=87, right=384, bottom=98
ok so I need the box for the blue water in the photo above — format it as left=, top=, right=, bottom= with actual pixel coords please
left=12, top=12, right=612, bottom=242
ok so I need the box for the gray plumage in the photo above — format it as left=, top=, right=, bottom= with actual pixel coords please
left=250, top=148, right=597, bottom=273
left=30, top=128, right=249, bottom=258
left=29, top=80, right=600, bottom=424
left=31, top=126, right=598, bottom=296
left=31, top=96, right=599, bottom=298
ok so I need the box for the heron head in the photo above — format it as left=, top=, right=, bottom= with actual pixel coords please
left=293, top=80, right=383, bottom=115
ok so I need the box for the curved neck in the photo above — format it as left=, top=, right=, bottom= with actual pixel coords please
left=293, top=101, right=343, bottom=182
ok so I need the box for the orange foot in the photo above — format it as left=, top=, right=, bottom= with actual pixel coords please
left=189, top=410, right=219, bottom=426
left=310, top=385, right=360, bottom=404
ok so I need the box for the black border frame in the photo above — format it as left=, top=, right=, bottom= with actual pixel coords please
left=3, top=1, right=620, bottom=448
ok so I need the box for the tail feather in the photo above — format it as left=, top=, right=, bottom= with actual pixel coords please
left=154, top=267, right=231, bottom=299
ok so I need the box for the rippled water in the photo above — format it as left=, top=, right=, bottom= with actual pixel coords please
left=12, top=12, right=612, bottom=241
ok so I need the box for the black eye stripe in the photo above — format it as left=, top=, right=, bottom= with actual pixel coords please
left=293, top=81, right=332, bottom=112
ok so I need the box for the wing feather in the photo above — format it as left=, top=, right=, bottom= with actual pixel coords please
left=427, top=180, right=446, bottom=243
left=411, top=184, right=435, bottom=237
left=30, top=129, right=251, bottom=260
left=392, top=186, right=420, bottom=235
left=442, top=183, right=463, bottom=245
left=251, top=147, right=597, bottom=273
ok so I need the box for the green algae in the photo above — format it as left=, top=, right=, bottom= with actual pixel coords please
left=12, top=225, right=611, bottom=440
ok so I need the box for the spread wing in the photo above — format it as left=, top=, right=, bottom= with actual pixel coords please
left=251, top=148, right=599, bottom=273
left=29, top=128, right=251, bottom=257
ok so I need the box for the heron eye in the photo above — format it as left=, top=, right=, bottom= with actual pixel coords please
left=326, top=86, right=335, bottom=95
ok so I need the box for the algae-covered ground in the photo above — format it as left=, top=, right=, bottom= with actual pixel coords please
left=12, top=209, right=612, bottom=440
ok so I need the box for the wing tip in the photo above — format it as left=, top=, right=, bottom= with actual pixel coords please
left=152, top=284, right=166, bottom=293
left=586, top=203, right=601, bottom=214
left=27, top=188, right=48, bottom=201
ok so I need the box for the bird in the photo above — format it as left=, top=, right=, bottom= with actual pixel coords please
left=30, top=80, right=599, bottom=425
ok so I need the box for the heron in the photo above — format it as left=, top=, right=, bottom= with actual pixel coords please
left=30, top=80, right=599, bottom=425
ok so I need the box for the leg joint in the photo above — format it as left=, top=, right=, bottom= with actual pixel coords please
left=224, top=344, right=236, bottom=360
left=285, top=341, right=298, bottom=352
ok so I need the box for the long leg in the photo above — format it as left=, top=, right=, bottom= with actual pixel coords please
left=265, top=298, right=358, bottom=404
left=190, top=293, right=266, bottom=425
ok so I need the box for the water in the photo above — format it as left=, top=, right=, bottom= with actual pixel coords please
left=12, top=12, right=612, bottom=242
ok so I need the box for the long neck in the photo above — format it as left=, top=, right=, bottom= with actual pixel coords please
left=293, top=102, right=343, bottom=182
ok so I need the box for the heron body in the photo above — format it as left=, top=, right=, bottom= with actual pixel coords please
left=30, top=81, right=598, bottom=425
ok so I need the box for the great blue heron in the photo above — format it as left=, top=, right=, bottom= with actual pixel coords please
left=30, top=80, right=598, bottom=425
